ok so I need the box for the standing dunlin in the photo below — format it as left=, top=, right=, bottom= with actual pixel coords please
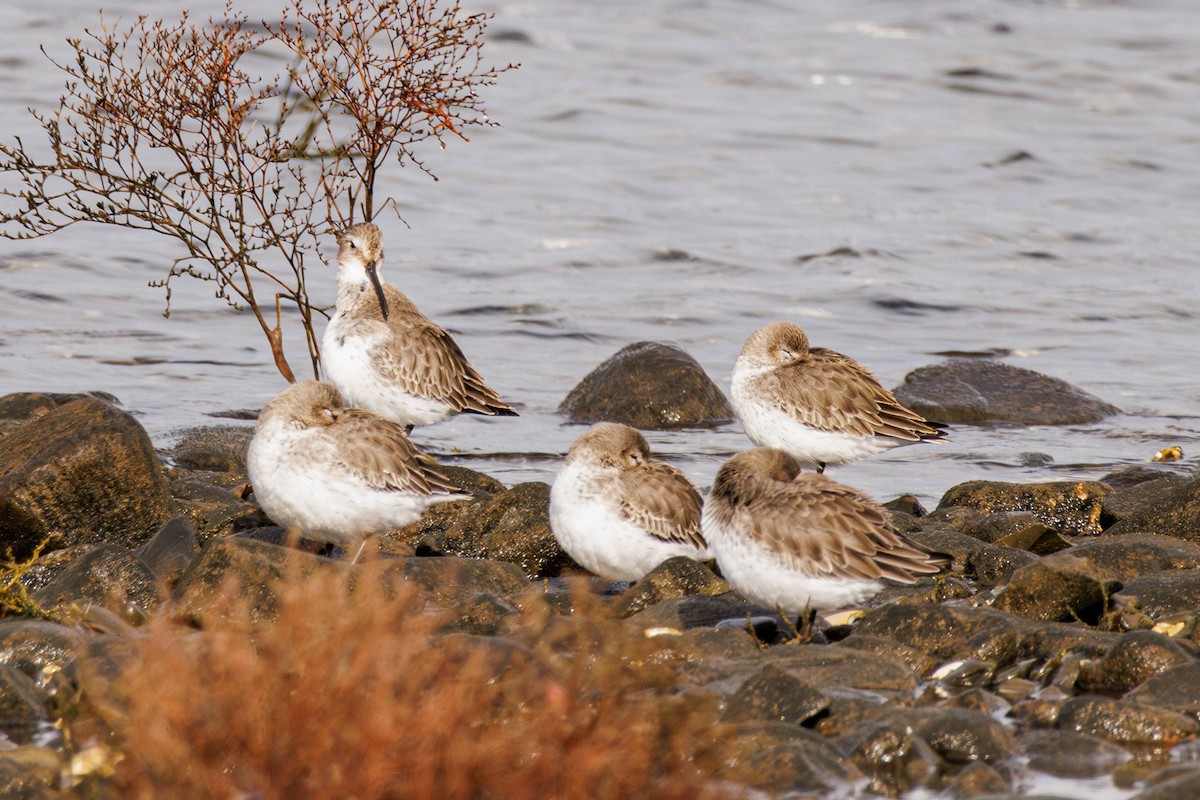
left=702, top=448, right=942, bottom=613
left=731, top=321, right=944, bottom=472
left=321, top=223, right=517, bottom=429
left=550, top=423, right=709, bottom=582
left=247, top=381, right=469, bottom=553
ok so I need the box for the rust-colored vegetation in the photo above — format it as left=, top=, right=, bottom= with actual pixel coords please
left=82, top=564, right=744, bottom=799
left=0, top=0, right=515, bottom=382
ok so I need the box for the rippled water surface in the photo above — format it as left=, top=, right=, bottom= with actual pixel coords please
left=2, top=0, right=1199, bottom=513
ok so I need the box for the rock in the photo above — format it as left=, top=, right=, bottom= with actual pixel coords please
left=165, top=425, right=254, bottom=473
left=891, top=359, right=1119, bottom=425
left=0, top=745, right=61, bottom=799
left=1103, top=474, right=1200, bottom=541
left=760, top=645, right=918, bottom=694
left=1019, top=729, right=1130, bottom=778
left=1056, top=695, right=1199, bottom=746
left=971, top=543, right=1041, bottom=587
left=937, top=480, right=1112, bottom=536
left=394, top=556, right=535, bottom=608
left=33, top=544, right=159, bottom=622
left=1078, top=630, right=1192, bottom=693
left=1058, top=535, right=1200, bottom=580
left=0, top=667, right=52, bottom=743
left=847, top=604, right=1021, bottom=671
left=1126, top=662, right=1200, bottom=719
left=1116, top=570, right=1200, bottom=618
left=169, top=470, right=265, bottom=538
left=438, top=593, right=520, bottom=636
left=1102, top=473, right=1192, bottom=527
left=0, top=621, right=80, bottom=679
left=840, top=721, right=940, bottom=797
left=993, top=554, right=1120, bottom=624
left=413, top=482, right=569, bottom=579
left=1131, top=767, right=1200, bottom=800
left=558, top=341, right=733, bottom=430
left=0, top=398, right=173, bottom=558
left=911, top=708, right=1015, bottom=764
left=725, top=721, right=856, bottom=794
left=946, top=761, right=1009, bottom=798
left=136, top=516, right=201, bottom=585
left=627, top=593, right=775, bottom=632
left=836, top=635, right=940, bottom=676
left=720, top=664, right=829, bottom=726
left=173, top=537, right=339, bottom=622
left=613, top=557, right=727, bottom=617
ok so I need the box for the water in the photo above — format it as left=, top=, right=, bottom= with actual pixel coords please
left=2, top=0, right=1199, bottom=516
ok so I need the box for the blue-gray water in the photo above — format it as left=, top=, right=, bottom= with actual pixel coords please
left=3, top=2, right=1199, bottom=794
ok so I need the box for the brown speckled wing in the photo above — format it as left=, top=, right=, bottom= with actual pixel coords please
left=370, top=288, right=516, bottom=416
left=745, top=473, right=940, bottom=583
left=331, top=409, right=466, bottom=497
left=618, top=461, right=706, bottom=549
left=766, top=347, right=939, bottom=441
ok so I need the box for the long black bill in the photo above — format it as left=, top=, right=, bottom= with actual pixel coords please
left=366, top=261, right=389, bottom=320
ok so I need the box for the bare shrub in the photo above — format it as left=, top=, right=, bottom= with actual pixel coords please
left=84, top=564, right=744, bottom=799
left=0, top=0, right=514, bottom=382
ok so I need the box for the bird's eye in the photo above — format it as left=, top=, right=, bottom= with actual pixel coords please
left=628, top=451, right=642, bottom=466
left=349, top=240, right=358, bottom=250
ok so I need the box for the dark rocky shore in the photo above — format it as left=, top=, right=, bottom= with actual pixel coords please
left=1, top=358, right=1198, bottom=798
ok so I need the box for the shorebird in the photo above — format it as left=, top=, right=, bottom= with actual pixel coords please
left=321, top=222, right=517, bottom=430
left=702, top=448, right=943, bottom=614
left=246, top=381, right=469, bottom=556
left=731, top=321, right=944, bottom=472
left=549, top=422, right=709, bottom=582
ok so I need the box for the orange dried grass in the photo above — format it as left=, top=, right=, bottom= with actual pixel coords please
left=89, top=562, right=743, bottom=800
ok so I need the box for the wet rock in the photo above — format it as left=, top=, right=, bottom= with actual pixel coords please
left=628, top=593, right=774, bottom=632
left=971, top=542, right=1040, bottom=587
left=1132, top=767, right=1200, bottom=800
left=720, top=663, right=829, bottom=726
left=946, top=761, right=1009, bottom=798
left=613, top=556, right=727, bottom=617
left=1126, top=662, right=1200, bottom=719
left=728, top=721, right=856, bottom=794
left=884, top=494, right=927, bottom=517
left=0, top=398, right=173, bottom=558
left=848, top=603, right=1021, bottom=671
left=0, top=745, right=60, bottom=799
left=836, top=635, right=940, bottom=676
left=1103, top=474, right=1200, bottom=541
left=0, top=667, right=51, bottom=743
left=1102, top=472, right=1192, bottom=527
left=964, top=511, right=1053, bottom=544
left=1020, top=729, right=1130, bottom=778
left=1078, top=630, right=1192, bottom=694
left=1116, top=570, right=1200, bottom=618
left=169, top=470, right=265, bottom=538
left=438, top=593, right=520, bottom=636
left=395, top=556, right=534, bottom=608
left=0, top=393, right=63, bottom=424
left=558, top=341, right=733, bottom=430
left=0, top=621, right=79, bottom=680
left=1056, top=695, right=1199, bottom=746
left=173, top=537, right=338, bottom=622
left=760, top=645, right=918, bottom=693
left=1011, top=619, right=1117, bottom=663
left=937, top=479, right=1112, bottom=535
left=411, top=482, right=569, bottom=579
left=166, top=425, right=254, bottom=473
left=912, top=708, right=1015, bottom=764
left=994, top=554, right=1120, bottom=624
left=891, top=359, right=1119, bottom=425
left=33, top=544, right=159, bottom=623
left=1062, top=535, right=1200, bottom=579
left=136, top=516, right=201, bottom=585
left=811, top=688, right=909, bottom=738
left=840, top=721, right=939, bottom=797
